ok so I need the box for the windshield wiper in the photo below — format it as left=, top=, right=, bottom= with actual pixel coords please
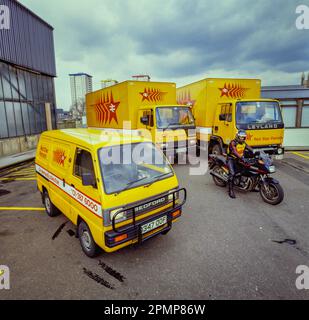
left=114, top=176, right=149, bottom=195
left=144, top=172, right=172, bottom=188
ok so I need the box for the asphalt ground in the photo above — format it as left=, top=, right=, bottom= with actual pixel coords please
left=0, top=152, right=308, bottom=299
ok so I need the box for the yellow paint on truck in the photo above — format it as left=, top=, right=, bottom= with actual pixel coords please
left=35, top=128, right=186, bottom=256
left=177, top=78, right=285, bottom=158
left=86, top=80, right=196, bottom=156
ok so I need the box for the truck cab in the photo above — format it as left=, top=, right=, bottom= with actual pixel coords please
left=177, top=78, right=285, bottom=159
left=212, top=99, right=284, bottom=159
left=138, top=105, right=196, bottom=157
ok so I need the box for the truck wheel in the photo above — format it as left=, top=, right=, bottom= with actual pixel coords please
left=212, top=144, right=222, bottom=155
left=43, top=191, right=60, bottom=217
left=78, top=221, right=100, bottom=258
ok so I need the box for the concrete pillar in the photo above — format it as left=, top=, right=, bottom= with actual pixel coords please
left=45, top=102, right=53, bottom=131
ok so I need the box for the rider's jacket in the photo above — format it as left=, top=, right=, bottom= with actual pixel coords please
left=227, top=139, right=250, bottom=159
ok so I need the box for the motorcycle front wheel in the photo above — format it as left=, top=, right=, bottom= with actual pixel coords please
left=260, top=181, right=284, bottom=205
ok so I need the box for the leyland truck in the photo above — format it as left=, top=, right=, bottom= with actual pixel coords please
left=177, top=78, right=284, bottom=159
left=86, top=81, right=196, bottom=158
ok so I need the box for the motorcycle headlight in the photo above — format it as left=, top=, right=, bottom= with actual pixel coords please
left=277, top=148, right=283, bottom=155
left=110, top=208, right=126, bottom=222
left=269, top=165, right=276, bottom=173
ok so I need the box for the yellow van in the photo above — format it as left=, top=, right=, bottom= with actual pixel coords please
left=35, top=128, right=186, bottom=257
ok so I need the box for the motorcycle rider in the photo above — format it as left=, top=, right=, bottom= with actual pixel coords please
left=227, top=129, right=253, bottom=199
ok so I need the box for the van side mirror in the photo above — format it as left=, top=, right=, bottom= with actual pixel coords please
left=82, top=172, right=97, bottom=188
left=219, top=114, right=226, bottom=121
left=140, top=116, right=149, bottom=125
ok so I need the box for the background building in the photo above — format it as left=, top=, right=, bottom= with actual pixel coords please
left=0, top=0, right=57, bottom=157
left=69, top=73, right=92, bottom=119
left=262, top=74, right=309, bottom=150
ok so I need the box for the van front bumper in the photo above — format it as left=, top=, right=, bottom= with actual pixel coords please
left=104, top=206, right=182, bottom=248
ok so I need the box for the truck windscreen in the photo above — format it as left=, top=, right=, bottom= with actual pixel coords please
left=156, top=107, right=195, bottom=129
left=236, top=101, right=283, bottom=129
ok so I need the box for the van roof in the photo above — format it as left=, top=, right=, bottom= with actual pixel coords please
left=42, top=128, right=149, bottom=148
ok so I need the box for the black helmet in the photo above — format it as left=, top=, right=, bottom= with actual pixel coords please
left=236, top=129, right=247, bottom=142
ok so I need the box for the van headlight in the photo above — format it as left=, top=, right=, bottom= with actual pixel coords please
left=168, top=190, right=179, bottom=202
left=189, top=138, right=196, bottom=145
left=110, top=208, right=126, bottom=222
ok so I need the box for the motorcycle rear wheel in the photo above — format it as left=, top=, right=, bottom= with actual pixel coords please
left=212, top=165, right=227, bottom=187
left=260, top=182, right=284, bottom=205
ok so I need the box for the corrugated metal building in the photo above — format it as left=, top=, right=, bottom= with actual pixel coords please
left=0, top=0, right=57, bottom=157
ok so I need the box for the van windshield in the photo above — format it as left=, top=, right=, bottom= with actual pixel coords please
left=156, top=107, right=195, bottom=129
left=98, top=142, right=173, bottom=195
left=236, top=101, right=283, bottom=129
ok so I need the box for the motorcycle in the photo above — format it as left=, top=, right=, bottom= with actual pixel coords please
left=208, top=151, right=284, bottom=205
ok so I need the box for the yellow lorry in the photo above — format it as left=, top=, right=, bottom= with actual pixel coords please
left=86, top=81, right=196, bottom=159
left=177, top=78, right=285, bottom=159
left=35, top=128, right=186, bottom=257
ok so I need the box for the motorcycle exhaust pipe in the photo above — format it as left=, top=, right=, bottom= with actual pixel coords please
left=209, top=170, right=228, bottom=182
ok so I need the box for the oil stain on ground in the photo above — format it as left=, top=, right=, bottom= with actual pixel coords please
left=52, top=222, right=68, bottom=240
left=83, top=267, right=114, bottom=289
left=272, top=239, right=297, bottom=245
left=0, top=189, right=11, bottom=197
left=67, top=229, right=75, bottom=237
left=99, top=260, right=126, bottom=283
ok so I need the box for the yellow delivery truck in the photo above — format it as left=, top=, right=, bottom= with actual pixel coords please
left=177, top=78, right=284, bottom=159
left=86, top=81, right=196, bottom=158
left=36, top=128, right=186, bottom=257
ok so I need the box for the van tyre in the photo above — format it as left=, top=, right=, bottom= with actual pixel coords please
left=78, top=221, right=100, bottom=258
left=43, top=191, right=60, bottom=217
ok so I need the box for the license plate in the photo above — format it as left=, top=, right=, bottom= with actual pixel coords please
left=275, top=155, right=283, bottom=160
left=141, top=216, right=167, bottom=234
left=176, top=147, right=186, bottom=153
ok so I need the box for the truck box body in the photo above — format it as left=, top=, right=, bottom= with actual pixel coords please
left=177, top=78, right=261, bottom=128
left=86, top=81, right=177, bottom=129
left=86, top=81, right=196, bottom=159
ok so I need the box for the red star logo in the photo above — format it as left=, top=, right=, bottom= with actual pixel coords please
left=218, top=83, right=249, bottom=99
left=177, top=90, right=196, bottom=107
left=53, top=149, right=66, bottom=166
left=246, top=132, right=253, bottom=141
left=139, top=88, right=167, bottom=102
left=219, top=84, right=230, bottom=97
left=95, top=92, right=120, bottom=124
left=140, top=88, right=150, bottom=101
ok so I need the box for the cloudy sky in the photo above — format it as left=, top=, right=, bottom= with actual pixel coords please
left=21, top=0, right=309, bottom=110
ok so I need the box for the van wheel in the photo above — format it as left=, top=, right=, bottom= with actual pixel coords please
left=43, top=191, right=60, bottom=217
left=78, top=221, right=100, bottom=258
